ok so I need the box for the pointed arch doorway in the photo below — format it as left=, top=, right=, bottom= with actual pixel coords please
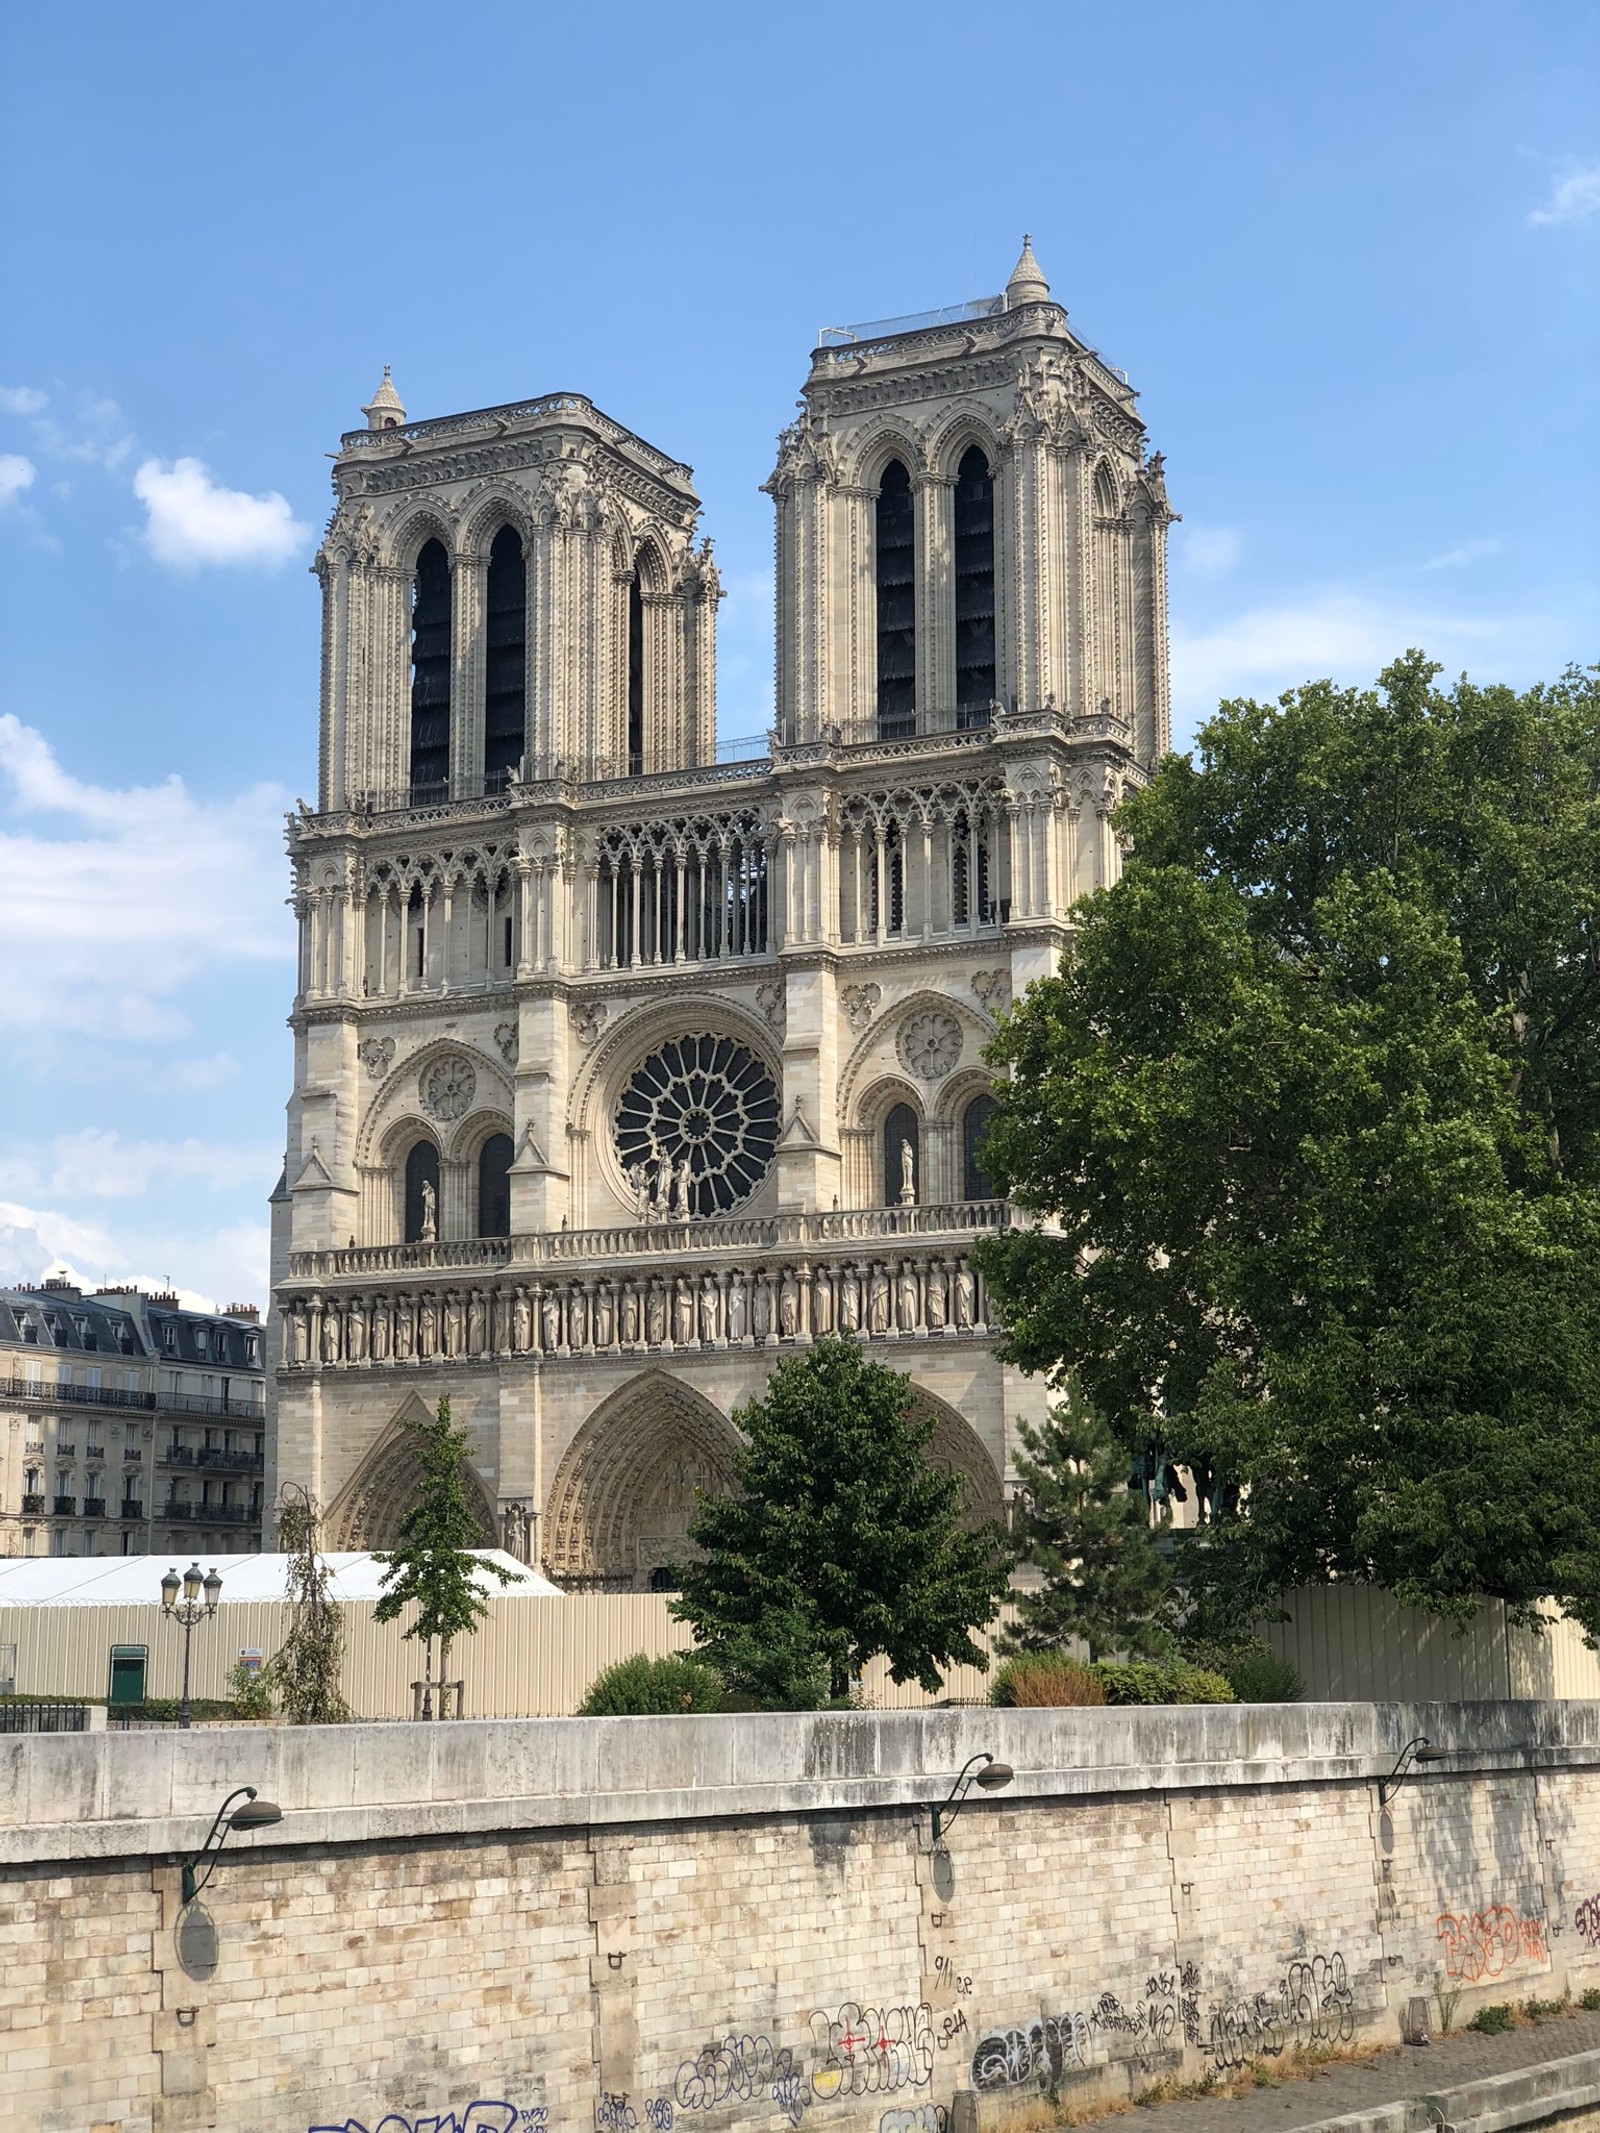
left=326, top=1395, right=497, bottom=1551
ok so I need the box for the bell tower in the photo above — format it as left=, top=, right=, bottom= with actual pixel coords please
left=767, top=237, right=1175, bottom=767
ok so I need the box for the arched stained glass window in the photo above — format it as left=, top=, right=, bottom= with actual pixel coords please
left=954, top=446, right=996, bottom=725
left=484, top=526, right=526, bottom=786
left=477, top=1132, right=513, bottom=1239
left=409, top=539, right=452, bottom=799
left=876, top=459, right=916, bottom=739
left=961, top=1093, right=1000, bottom=1201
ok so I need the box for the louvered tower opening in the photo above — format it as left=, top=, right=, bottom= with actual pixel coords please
left=875, top=459, right=916, bottom=739
left=483, top=525, right=526, bottom=787
left=627, top=576, right=645, bottom=775
left=954, top=446, right=996, bottom=727
left=409, top=538, right=452, bottom=800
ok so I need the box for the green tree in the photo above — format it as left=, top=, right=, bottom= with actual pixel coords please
left=1007, top=1382, right=1173, bottom=1661
left=263, top=1486, right=350, bottom=1725
left=373, top=1398, right=517, bottom=1710
left=673, top=1339, right=1011, bottom=1703
left=976, top=656, right=1600, bottom=1637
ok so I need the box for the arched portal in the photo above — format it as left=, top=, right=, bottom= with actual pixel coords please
left=543, top=1375, right=741, bottom=1589
left=906, top=1386, right=1005, bottom=1529
left=328, top=1402, right=498, bottom=1550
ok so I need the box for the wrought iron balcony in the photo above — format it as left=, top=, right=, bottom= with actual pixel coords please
left=81, top=1499, right=105, bottom=1519
left=0, top=1376, right=154, bottom=1412
left=52, top=1495, right=75, bottom=1516
left=21, top=1494, right=44, bottom=1516
left=120, top=1499, right=143, bottom=1520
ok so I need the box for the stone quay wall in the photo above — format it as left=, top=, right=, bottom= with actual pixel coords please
left=4, top=1704, right=1600, bottom=2133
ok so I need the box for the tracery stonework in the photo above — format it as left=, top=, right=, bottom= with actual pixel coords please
left=271, top=239, right=1173, bottom=1588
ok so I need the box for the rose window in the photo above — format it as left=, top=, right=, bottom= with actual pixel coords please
left=614, top=1035, right=779, bottom=1217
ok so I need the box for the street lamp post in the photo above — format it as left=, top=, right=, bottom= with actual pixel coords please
left=160, top=1562, right=223, bottom=1729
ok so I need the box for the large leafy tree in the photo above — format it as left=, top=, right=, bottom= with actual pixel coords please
left=673, top=1339, right=1011, bottom=1703
left=976, top=655, right=1600, bottom=1635
left=374, top=1398, right=517, bottom=1710
left=1007, top=1381, right=1174, bottom=1662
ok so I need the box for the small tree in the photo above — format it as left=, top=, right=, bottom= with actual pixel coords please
left=673, top=1339, right=1011, bottom=1704
left=263, top=1485, right=350, bottom=1725
left=1006, top=1383, right=1174, bottom=1663
left=373, top=1398, right=516, bottom=1713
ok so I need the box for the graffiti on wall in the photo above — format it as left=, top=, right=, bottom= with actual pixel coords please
left=1571, top=1895, right=1600, bottom=1949
left=673, top=2036, right=807, bottom=2126
left=310, top=2105, right=546, bottom=2133
left=969, top=1966, right=1201, bottom=2092
left=808, top=2002, right=934, bottom=2100
left=1207, top=1954, right=1355, bottom=2071
left=878, top=2106, right=946, bottom=2133
left=1436, top=1908, right=1548, bottom=1982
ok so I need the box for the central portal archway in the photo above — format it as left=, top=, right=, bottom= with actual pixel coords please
left=543, top=1375, right=740, bottom=1589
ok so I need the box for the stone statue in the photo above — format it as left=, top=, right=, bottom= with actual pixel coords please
left=371, top=1300, right=390, bottom=1361
left=444, top=1294, right=463, bottom=1356
left=897, top=1259, right=920, bottom=1331
left=752, top=1272, right=773, bottom=1340
left=699, top=1274, right=720, bottom=1345
left=395, top=1299, right=414, bottom=1360
left=839, top=1266, right=861, bottom=1333
left=469, top=1292, right=486, bottom=1354
left=541, top=1288, right=562, bottom=1350
left=348, top=1301, right=367, bottom=1363
left=628, top=1160, right=651, bottom=1221
left=926, top=1261, right=948, bottom=1331
left=954, top=1263, right=976, bottom=1330
left=594, top=1282, right=615, bottom=1347
left=779, top=1270, right=800, bottom=1338
left=418, top=1295, right=437, bottom=1356
left=811, top=1268, right=834, bottom=1335
left=512, top=1288, right=531, bottom=1351
left=501, top=1501, right=530, bottom=1564
left=727, top=1271, right=748, bottom=1341
left=420, top=1178, right=438, bottom=1243
left=673, top=1276, right=695, bottom=1346
left=673, top=1155, right=694, bottom=1220
left=567, top=1286, right=588, bottom=1351
left=647, top=1280, right=667, bottom=1345
left=899, top=1137, right=916, bottom=1207
left=651, top=1154, right=672, bottom=1221
left=322, top=1308, right=342, bottom=1364
left=620, top=1282, right=641, bottom=1346
left=868, top=1263, right=891, bottom=1335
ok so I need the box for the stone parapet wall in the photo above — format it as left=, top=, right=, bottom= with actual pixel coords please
left=4, top=1705, right=1600, bottom=2133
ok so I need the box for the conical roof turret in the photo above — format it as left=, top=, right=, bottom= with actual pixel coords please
left=1004, top=235, right=1051, bottom=309
left=362, top=365, right=406, bottom=431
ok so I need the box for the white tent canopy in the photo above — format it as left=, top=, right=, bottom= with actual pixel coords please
left=0, top=1550, right=560, bottom=1606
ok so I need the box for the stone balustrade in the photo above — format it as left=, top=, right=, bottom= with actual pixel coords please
left=279, top=1230, right=997, bottom=1368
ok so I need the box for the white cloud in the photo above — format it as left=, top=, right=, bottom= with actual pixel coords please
left=29, top=395, right=136, bottom=471
left=1423, top=538, right=1502, bottom=571
left=0, top=713, right=292, bottom=1044
left=1529, top=164, right=1600, bottom=227
left=0, top=386, right=47, bottom=417
left=0, top=454, right=36, bottom=507
left=0, top=1182, right=272, bottom=1311
left=1169, top=591, right=1552, bottom=727
left=133, top=455, right=309, bottom=570
left=1175, top=524, right=1242, bottom=576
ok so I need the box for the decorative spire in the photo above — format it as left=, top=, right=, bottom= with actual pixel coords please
left=1005, top=234, right=1051, bottom=309
left=361, top=365, right=406, bottom=431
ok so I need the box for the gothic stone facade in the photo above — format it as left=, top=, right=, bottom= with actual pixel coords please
left=269, top=243, right=1176, bottom=1586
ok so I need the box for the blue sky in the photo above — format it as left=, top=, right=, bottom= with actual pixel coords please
left=0, top=0, right=1594, bottom=1307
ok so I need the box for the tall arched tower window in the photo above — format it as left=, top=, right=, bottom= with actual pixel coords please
left=403, top=1139, right=441, bottom=1244
left=409, top=538, right=452, bottom=798
left=884, top=1101, right=920, bottom=1206
left=875, top=459, right=916, bottom=740
left=953, top=446, right=996, bottom=725
left=484, top=526, right=526, bottom=786
left=961, top=1092, right=1000, bottom=1200
left=1092, top=463, right=1122, bottom=715
left=627, top=574, right=645, bottom=775
left=477, top=1132, right=513, bottom=1239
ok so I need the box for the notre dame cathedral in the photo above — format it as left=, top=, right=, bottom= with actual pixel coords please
left=268, top=239, right=1176, bottom=1585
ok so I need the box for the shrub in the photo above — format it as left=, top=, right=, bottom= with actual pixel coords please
left=990, top=1651, right=1106, bottom=1707
left=1225, top=1649, right=1303, bottom=1704
left=578, top=1652, right=726, bottom=1716
left=1467, top=2003, right=1515, bottom=2035
left=1580, top=1987, right=1600, bottom=2013
left=227, top=1661, right=276, bottom=1721
left=1094, top=1661, right=1236, bottom=1706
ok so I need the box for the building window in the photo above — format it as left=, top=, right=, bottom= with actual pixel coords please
left=954, top=446, right=996, bottom=723
left=484, top=524, right=527, bottom=786
left=627, top=574, right=645, bottom=775
left=477, top=1133, right=514, bottom=1239
left=962, top=1093, right=1000, bottom=1200
left=884, top=1102, right=920, bottom=1207
left=875, top=459, right=916, bottom=739
left=403, top=1139, right=441, bottom=1245
left=409, top=537, right=452, bottom=798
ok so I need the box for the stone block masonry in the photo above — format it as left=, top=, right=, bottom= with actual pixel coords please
left=2, top=1703, right=1599, bottom=2133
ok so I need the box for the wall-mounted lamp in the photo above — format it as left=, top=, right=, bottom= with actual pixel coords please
left=931, top=1753, right=1014, bottom=1848
left=180, top=1785, right=282, bottom=1906
left=1378, top=1735, right=1451, bottom=1810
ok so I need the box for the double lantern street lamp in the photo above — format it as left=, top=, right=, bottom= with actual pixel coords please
left=160, top=1562, right=222, bottom=1730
